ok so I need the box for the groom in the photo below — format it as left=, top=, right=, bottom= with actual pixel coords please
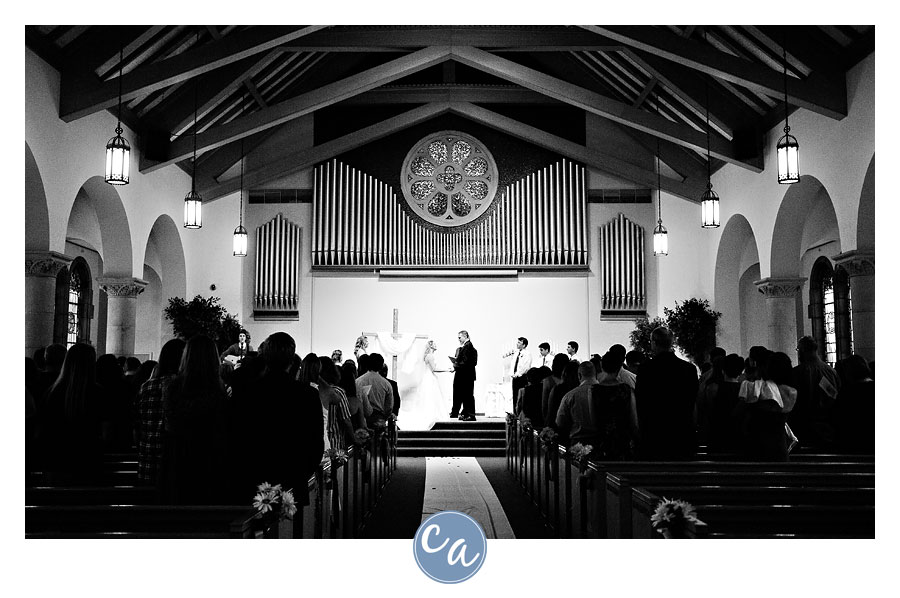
left=451, top=330, right=478, bottom=421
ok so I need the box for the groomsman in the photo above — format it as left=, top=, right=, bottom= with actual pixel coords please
left=510, top=337, right=532, bottom=413
left=538, top=342, right=553, bottom=368
left=566, top=340, right=580, bottom=362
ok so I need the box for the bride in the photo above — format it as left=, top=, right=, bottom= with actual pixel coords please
left=397, top=340, right=446, bottom=430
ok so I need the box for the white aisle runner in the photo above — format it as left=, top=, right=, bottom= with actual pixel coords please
left=421, top=457, right=516, bottom=539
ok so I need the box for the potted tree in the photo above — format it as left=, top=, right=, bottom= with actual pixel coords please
left=663, top=298, right=721, bottom=368
left=163, top=295, right=242, bottom=353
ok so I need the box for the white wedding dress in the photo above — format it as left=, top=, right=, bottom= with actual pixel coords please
left=397, top=351, right=446, bottom=430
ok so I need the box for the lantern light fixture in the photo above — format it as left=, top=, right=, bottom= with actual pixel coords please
left=653, top=93, right=668, bottom=256
left=105, top=42, right=130, bottom=185
left=184, top=32, right=203, bottom=229
left=700, top=35, right=720, bottom=229
left=233, top=136, right=248, bottom=257
left=777, top=39, right=800, bottom=184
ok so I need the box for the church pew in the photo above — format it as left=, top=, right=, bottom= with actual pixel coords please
left=25, top=505, right=260, bottom=538
left=630, top=487, right=875, bottom=539
left=605, top=470, right=874, bottom=539
left=26, top=485, right=157, bottom=506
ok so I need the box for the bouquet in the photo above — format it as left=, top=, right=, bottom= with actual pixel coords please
left=520, top=418, right=534, bottom=435
left=324, top=448, right=349, bottom=466
left=539, top=427, right=559, bottom=447
left=568, top=442, right=593, bottom=473
left=353, top=428, right=372, bottom=447
left=252, top=482, right=297, bottom=521
left=650, top=497, right=700, bottom=538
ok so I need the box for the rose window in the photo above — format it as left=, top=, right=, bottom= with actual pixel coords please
left=401, top=131, right=498, bottom=228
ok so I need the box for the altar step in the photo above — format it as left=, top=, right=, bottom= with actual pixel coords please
left=397, top=419, right=506, bottom=457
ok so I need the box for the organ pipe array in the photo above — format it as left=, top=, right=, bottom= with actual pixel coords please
left=254, top=213, right=301, bottom=313
left=599, top=213, right=646, bottom=312
left=312, top=159, right=587, bottom=268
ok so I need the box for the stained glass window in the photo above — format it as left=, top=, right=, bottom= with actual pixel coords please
left=401, top=131, right=498, bottom=229
left=822, top=272, right=837, bottom=367
left=67, top=270, right=81, bottom=348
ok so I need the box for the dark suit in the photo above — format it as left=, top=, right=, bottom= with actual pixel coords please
left=386, top=377, right=401, bottom=417
left=635, top=351, right=698, bottom=460
left=452, top=340, right=478, bottom=417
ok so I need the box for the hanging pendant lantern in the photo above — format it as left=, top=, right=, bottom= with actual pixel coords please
left=700, top=183, right=720, bottom=228
left=777, top=38, right=800, bottom=184
left=653, top=219, right=668, bottom=256
left=184, top=31, right=203, bottom=228
left=105, top=42, right=130, bottom=185
left=184, top=190, right=202, bottom=228
left=233, top=132, right=248, bottom=257
left=777, top=127, right=800, bottom=184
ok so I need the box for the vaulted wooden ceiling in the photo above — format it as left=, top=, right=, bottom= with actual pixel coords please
left=26, top=25, right=874, bottom=204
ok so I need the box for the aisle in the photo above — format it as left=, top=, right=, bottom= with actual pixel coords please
left=360, top=457, right=554, bottom=539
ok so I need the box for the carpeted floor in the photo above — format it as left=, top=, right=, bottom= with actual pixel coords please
left=359, top=456, right=554, bottom=539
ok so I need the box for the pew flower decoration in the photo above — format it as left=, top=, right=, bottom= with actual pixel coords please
left=354, top=428, right=371, bottom=447
left=506, top=412, right=517, bottom=426
left=520, top=418, right=534, bottom=435
left=651, top=498, right=700, bottom=539
left=252, top=482, right=297, bottom=521
left=569, top=443, right=593, bottom=474
left=324, top=448, right=349, bottom=466
left=539, top=427, right=559, bottom=447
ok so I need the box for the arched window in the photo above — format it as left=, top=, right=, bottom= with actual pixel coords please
left=809, top=257, right=852, bottom=366
left=56, top=257, right=93, bottom=348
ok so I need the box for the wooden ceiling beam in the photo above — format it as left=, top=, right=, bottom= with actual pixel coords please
left=450, top=102, right=704, bottom=203
left=450, top=45, right=760, bottom=172
left=145, top=46, right=454, bottom=174
left=579, top=25, right=847, bottom=120
left=278, top=27, right=624, bottom=52
left=338, top=84, right=560, bottom=105
left=200, top=102, right=453, bottom=202
left=59, top=25, right=328, bottom=122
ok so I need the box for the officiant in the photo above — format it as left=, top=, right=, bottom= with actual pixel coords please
left=451, top=330, right=478, bottom=421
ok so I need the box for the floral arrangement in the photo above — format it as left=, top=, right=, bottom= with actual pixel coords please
left=354, top=334, right=368, bottom=354
left=568, top=442, right=593, bottom=473
left=539, top=427, right=559, bottom=447
left=371, top=419, right=388, bottom=432
left=650, top=497, right=700, bottom=538
left=520, top=418, right=534, bottom=435
left=252, top=482, right=297, bottom=520
left=324, top=448, right=349, bottom=465
left=353, top=428, right=371, bottom=446
left=506, top=412, right=517, bottom=426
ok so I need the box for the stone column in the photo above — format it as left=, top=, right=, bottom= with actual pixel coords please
left=755, top=277, right=805, bottom=355
left=834, top=250, right=875, bottom=362
left=97, top=277, right=147, bottom=357
left=25, top=251, right=72, bottom=357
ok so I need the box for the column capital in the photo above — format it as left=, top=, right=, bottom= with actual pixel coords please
left=25, top=251, right=72, bottom=278
left=833, top=250, right=875, bottom=277
left=97, top=276, right=148, bottom=298
left=755, top=277, right=806, bottom=298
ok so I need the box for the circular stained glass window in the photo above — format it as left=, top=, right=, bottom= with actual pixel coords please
left=401, top=131, right=498, bottom=229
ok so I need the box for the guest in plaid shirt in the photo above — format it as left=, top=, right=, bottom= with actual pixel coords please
left=136, top=338, right=185, bottom=484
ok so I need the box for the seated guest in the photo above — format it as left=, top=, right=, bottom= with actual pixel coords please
left=593, top=352, right=639, bottom=460
left=356, top=354, right=371, bottom=378
left=555, top=361, right=601, bottom=450
left=340, top=360, right=371, bottom=430
left=542, top=353, right=570, bottom=425
left=124, top=356, right=141, bottom=378
left=230, top=334, right=324, bottom=502
left=707, top=353, right=745, bottom=453
left=159, top=335, right=228, bottom=504
left=356, top=353, right=394, bottom=425
left=517, top=367, right=550, bottom=429
left=547, top=360, right=580, bottom=439
left=319, top=356, right=355, bottom=452
left=624, top=350, right=644, bottom=376
left=36, top=343, right=66, bottom=400
left=833, top=355, right=874, bottom=454
left=743, top=346, right=770, bottom=382
left=790, top=335, right=840, bottom=448
left=607, top=345, right=636, bottom=391
left=331, top=349, right=343, bottom=365
left=298, top=353, right=328, bottom=452
left=96, top=353, right=134, bottom=451
left=696, top=347, right=727, bottom=443
left=136, top=339, right=185, bottom=485
left=380, top=363, right=401, bottom=418
left=740, top=351, right=797, bottom=461
left=635, top=326, right=698, bottom=460
left=36, top=343, right=105, bottom=483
